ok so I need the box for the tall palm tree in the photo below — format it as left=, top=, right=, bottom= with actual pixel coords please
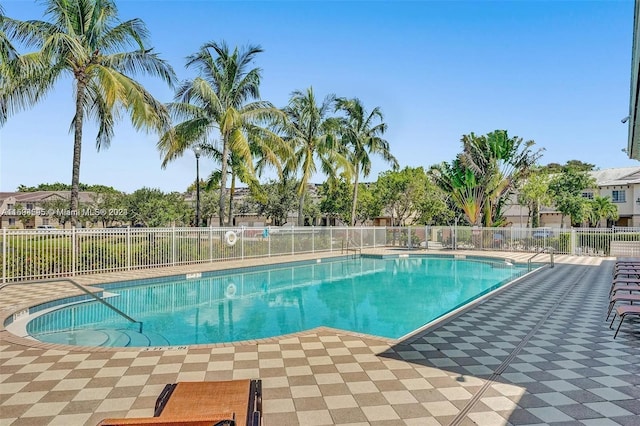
left=282, top=87, right=347, bottom=225
left=1, top=0, right=176, bottom=222
left=158, top=41, right=285, bottom=226
left=335, top=97, right=398, bottom=226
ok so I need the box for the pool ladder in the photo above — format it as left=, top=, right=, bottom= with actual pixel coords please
left=342, top=239, right=362, bottom=258
left=527, top=247, right=555, bottom=272
left=5, top=278, right=143, bottom=333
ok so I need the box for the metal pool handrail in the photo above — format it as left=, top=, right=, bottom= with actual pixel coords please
left=342, top=239, right=362, bottom=257
left=4, top=278, right=143, bottom=333
left=527, top=247, right=555, bottom=272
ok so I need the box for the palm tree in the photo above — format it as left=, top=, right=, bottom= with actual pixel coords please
left=430, top=159, right=484, bottom=225
left=158, top=41, right=285, bottom=226
left=282, top=87, right=347, bottom=225
left=588, top=195, right=619, bottom=227
left=334, top=97, right=398, bottom=226
left=459, top=130, right=542, bottom=227
left=2, top=0, right=176, bottom=223
left=432, top=130, right=542, bottom=226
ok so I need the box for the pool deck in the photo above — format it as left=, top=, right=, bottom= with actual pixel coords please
left=1, top=250, right=639, bottom=425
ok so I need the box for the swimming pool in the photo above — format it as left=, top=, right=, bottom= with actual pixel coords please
left=21, top=255, right=531, bottom=347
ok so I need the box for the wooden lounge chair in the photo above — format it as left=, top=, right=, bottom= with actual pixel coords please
left=98, top=379, right=261, bottom=426
left=610, top=305, right=640, bottom=339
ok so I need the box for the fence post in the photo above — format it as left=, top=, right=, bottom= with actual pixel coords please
left=72, top=227, right=76, bottom=276
left=312, top=226, right=315, bottom=253
left=425, top=225, right=428, bottom=250
left=268, top=226, right=271, bottom=258
left=330, top=228, right=333, bottom=252
left=453, top=225, right=456, bottom=250
left=571, top=228, right=577, bottom=255
left=360, top=227, right=363, bottom=248
left=127, top=227, right=131, bottom=270
left=2, top=228, right=6, bottom=283
left=291, top=226, right=295, bottom=255
left=209, top=226, right=213, bottom=262
left=241, top=226, right=245, bottom=260
left=172, top=226, right=176, bottom=266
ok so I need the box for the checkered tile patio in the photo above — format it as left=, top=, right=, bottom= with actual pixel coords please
left=1, top=252, right=639, bottom=425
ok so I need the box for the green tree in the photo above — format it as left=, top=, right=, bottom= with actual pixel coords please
left=200, top=189, right=220, bottom=226
left=375, top=167, right=434, bottom=226
left=587, top=196, right=618, bottom=227
left=158, top=41, right=284, bottom=226
left=518, top=169, right=552, bottom=228
left=17, top=182, right=121, bottom=193
left=430, top=158, right=484, bottom=225
left=282, top=87, right=346, bottom=225
left=13, top=203, right=34, bottom=228
left=542, top=160, right=595, bottom=174
left=126, top=188, right=192, bottom=227
left=548, top=167, right=596, bottom=227
left=2, top=0, right=175, bottom=225
left=319, top=177, right=352, bottom=225
left=459, top=130, right=542, bottom=226
left=303, top=193, right=322, bottom=226
left=353, top=183, right=381, bottom=225
left=41, top=197, right=72, bottom=228
left=334, top=97, right=398, bottom=226
left=252, top=179, right=298, bottom=226
left=87, top=190, right=127, bottom=227
left=431, top=130, right=542, bottom=226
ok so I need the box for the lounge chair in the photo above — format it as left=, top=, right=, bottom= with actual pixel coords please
left=610, top=305, right=640, bottom=338
left=606, top=293, right=640, bottom=320
left=98, top=379, right=262, bottom=426
left=610, top=283, right=640, bottom=296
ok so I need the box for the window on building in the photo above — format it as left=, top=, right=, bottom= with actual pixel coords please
left=7, top=203, right=14, bottom=210
left=43, top=218, right=50, bottom=225
left=612, top=190, right=626, bottom=203
left=8, top=218, right=16, bottom=226
left=26, top=203, right=34, bottom=209
left=582, top=192, right=594, bottom=199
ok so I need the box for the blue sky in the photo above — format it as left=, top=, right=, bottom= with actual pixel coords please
left=1, top=0, right=638, bottom=194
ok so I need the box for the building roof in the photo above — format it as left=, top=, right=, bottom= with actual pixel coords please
left=0, top=191, right=97, bottom=204
left=590, top=166, right=640, bottom=186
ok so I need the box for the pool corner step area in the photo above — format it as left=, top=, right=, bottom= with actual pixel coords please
left=36, top=328, right=171, bottom=347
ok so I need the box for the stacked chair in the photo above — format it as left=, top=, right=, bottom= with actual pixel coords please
left=608, top=258, right=640, bottom=339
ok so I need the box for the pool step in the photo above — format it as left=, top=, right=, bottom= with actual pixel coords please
left=36, top=329, right=110, bottom=346
left=103, top=329, right=131, bottom=347
left=144, top=331, right=171, bottom=347
left=120, top=329, right=151, bottom=347
left=113, top=329, right=171, bottom=347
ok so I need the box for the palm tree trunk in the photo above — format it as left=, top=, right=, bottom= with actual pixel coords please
left=218, top=137, right=229, bottom=226
left=350, top=166, right=360, bottom=226
left=228, top=172, right=236, bottom=226
left=70, top=77, right=87, bottom=228
left=298, top=191, right=305, bottom=226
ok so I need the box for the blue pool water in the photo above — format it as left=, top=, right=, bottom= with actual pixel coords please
left=25, top=256, right=530, bottom=347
